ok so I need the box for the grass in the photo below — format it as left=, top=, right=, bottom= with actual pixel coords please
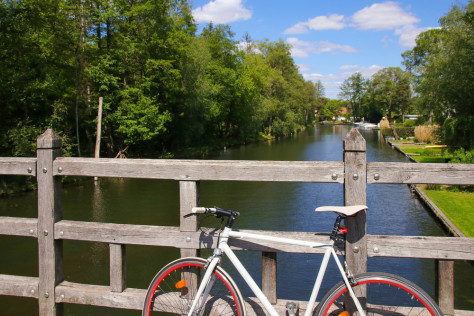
left=394, top=143, right=473, bottom=236
left=396, top=144, right=453, bottom=163
left=422, top=188, right=474, bottom=237
left=389, top=139, right=415, bottom=143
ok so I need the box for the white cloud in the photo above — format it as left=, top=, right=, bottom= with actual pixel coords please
left=307, top=14, right=346, bottom=31
left=287, top=38, right=357, bottom=58
left=284, top=2, right=432, bottom=49
left=192, top=0, right=252, bottom=24
left=352, top=2, right=419, bottom=31
left=284, top=14, right=346, bottom=34
left=303, top=65, right=383, bottom=99
left=395, top=25, right=436, bottom=48
left=296, top=64, right=312, bottom=73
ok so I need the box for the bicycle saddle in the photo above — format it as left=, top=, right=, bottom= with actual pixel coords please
left=315, top=205, right=368, bottom=216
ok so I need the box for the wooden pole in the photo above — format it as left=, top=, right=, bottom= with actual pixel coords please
left=343, top=128, right=367, bottom=312
left=110, top=244, right=126, bottom=293
left=179, top=181, right=200, bottom=258
left=343, top=128, right=367, bottom=275
left=94, top=97, right=103, bottom=181
left=436, top=260, right=455, bottom=315
left=262, top=252, right=277, bottom=304
left=37, top=129, right=64, bottom=316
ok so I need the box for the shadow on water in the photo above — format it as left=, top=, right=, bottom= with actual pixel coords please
left=0, top=125, right=472, bottom=314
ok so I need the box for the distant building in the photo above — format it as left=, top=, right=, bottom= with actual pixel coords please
left=405, top=115, right=420, bottom=120
left=335, top=107, right=348, bottom=121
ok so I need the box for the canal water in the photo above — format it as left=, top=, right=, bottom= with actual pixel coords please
left=0, top=125, right=472, bottom=315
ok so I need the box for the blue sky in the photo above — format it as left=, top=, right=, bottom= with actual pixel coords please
left=191, top=0, right=465, bottom=99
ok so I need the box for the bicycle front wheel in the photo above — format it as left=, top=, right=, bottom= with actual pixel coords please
left=315, top=272, right=443, bottom=316
left=143, top=257, right=246, bottom=316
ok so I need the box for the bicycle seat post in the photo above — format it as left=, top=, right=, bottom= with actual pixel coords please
left=330, top=215, right=345, bottom=241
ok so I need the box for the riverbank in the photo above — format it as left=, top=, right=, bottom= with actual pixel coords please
left=387, top=140, right=473, bottom=237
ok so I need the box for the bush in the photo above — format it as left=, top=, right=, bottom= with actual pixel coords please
left=451, top=148, right=474, bottom=164
left=395, top=127, right=415, bottom=138
left=403, top=119, right=416, bottom=127
left=381, top=127, right=394, bottom=137
left=442, top=117, right=473, bottom=149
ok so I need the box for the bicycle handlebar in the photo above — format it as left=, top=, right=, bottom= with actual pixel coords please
left=189, top=207, right=240, bottom=228
left=191, top=207, right=240, bottom=218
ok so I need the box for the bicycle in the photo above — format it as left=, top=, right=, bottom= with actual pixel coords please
left=143, top=205, right=443, bottom=316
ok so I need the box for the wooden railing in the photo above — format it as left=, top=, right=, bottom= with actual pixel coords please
left=0, top=128, right=473, bottom=315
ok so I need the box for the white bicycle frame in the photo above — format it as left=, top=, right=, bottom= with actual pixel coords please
left=187, top=226, right=366, bottom=316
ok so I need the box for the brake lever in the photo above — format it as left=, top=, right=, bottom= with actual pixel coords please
left=183, top=213, right=198, bottom=218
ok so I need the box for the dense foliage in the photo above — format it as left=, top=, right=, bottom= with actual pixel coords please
left=0, top=0, right=322, bottom=158
left=337, top=67, right=411, bottom=124
left=402, top=1, right=473, bottom=149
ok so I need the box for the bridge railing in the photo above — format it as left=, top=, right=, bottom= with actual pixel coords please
left=0, top=128, right=473, bottom=315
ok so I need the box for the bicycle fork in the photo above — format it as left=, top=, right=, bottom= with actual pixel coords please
left=186, top=250, right=221, bottom=316
left=305, top=246, right=366, bottom=316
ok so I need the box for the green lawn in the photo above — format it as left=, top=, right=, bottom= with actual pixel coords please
left=422, top=188, right=474, bottom=237
left=396, top=145, right=452, bottom=163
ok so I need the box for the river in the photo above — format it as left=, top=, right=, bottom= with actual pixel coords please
left=0, top=125, right=472, bottom=315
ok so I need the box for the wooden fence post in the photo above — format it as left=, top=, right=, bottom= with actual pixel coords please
left=179, top=181, right=200, bottom=258
left=37, top=129, right=64, bottom=315
left=110, top=244, right=126, bottom=292
left=436, top=260, right=454, bottom=315
left=343, top=129, right=367, bottom=276
left=262, top=252, right=277, bottom=305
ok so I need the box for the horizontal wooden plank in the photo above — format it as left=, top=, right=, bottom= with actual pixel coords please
left=54, top=220, right=335, bottom=254
left=0, top=157, right=36, bottom=176
left=55, top=220, right=473, bottom=260
left=54, top=220, right=201, bottom=249
left=56, top=281, right=145, bottom=310
left=53, top=157, right=344, bottom=183
left=367, top=162, right=474, bottom=184
left=0, top=274, right=38, bottom=298
left=367, top=235, right=474, bottom=260
left=0, top=217, right=38, bottom=237
left=55, top=281, right=307, bottom=316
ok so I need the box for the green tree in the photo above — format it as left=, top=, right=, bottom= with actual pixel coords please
left=321, top=99, right=345, bottom=121
left=339, top=72, right=367, bottom=122
left=403, top=2, right=474, bottom=148
left=372, top=67, right=411, bottom=123
left=0, top=0, right=78, bottom=156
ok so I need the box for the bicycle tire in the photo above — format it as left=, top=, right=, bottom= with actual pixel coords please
left=314, top=272, right=443, bottom=316
left=143, top=257, right=246, bottom=316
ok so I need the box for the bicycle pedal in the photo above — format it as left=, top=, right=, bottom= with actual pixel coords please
left=286, top=302, right=299, bottom=316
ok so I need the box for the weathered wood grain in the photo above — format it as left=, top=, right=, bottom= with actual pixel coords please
left=53, top=157, right=344, bottom=183
left=367, top=235, right=474, bottom=260
left=37, top=129, right=64, bottom=315
left=262, top=252, right=277, bottom=304
left=55, top=281, right=145, bottom=310
left=110, top=244, right=126, bottom=293
left=0, top=216, right=37, bottom=237
left=367, top=162, right=474, bottom=184
left=343, top=129, right=367, bottom=281
left=54, top=281, right=310, bottom=315
left=0, top=274, right=38, bottom=298
left=0, top=157, right=36, bottom=176
left=53, top=220, right=474, bottom=260
left=437, top=260, right=454, bottom=315
left=180, top=181, right=200, bottom=258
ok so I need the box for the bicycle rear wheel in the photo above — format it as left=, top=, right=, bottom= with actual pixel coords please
left=143, top=257, right=246, bottom=316
left=315, top=272, right=443, bottom=316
